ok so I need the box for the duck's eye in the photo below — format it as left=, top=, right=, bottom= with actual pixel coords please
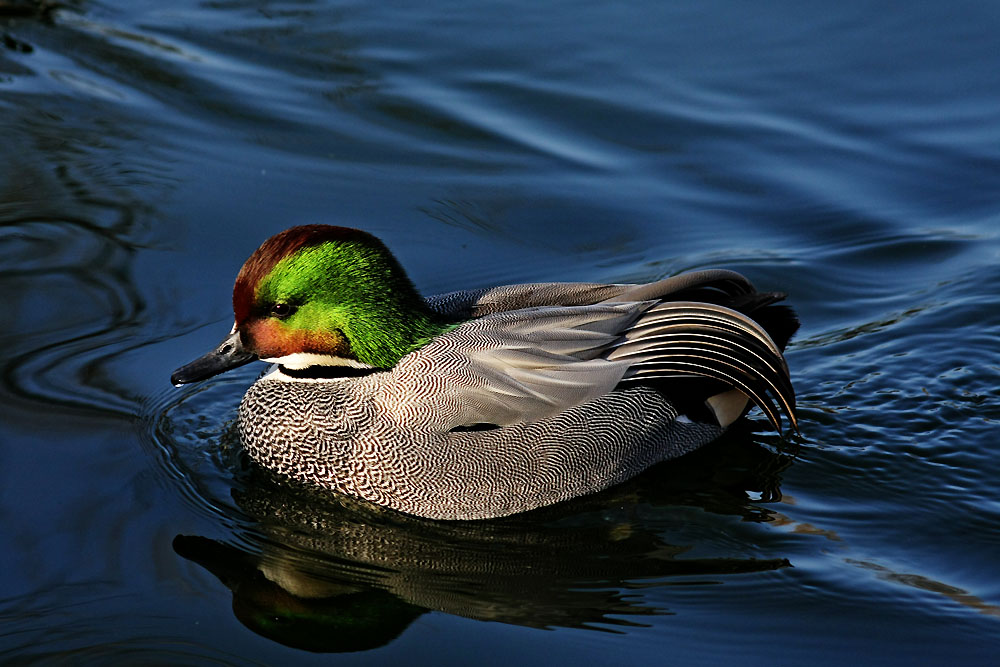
left=270, top=303, right=293, bottom=318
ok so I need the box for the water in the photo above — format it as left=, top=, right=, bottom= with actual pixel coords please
left=2, top=0, right=999, bottom=663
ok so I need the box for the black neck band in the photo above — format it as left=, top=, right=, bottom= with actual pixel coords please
left=278, top=365, right=381, bottom=379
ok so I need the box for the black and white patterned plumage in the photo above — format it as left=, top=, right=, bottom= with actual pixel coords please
left=238, top=270, right=798, bottom=520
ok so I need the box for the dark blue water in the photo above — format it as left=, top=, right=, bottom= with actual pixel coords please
left=2, top=1, right=999, bottom=663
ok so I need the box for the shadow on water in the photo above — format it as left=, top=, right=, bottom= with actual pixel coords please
left=167, top=422, right=794, bottom=652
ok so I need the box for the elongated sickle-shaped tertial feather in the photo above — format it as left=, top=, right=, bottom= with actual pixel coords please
left=608, top=302, right=798, bottom=435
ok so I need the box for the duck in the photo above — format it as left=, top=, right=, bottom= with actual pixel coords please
left=172, top=224, right=798, bottom=520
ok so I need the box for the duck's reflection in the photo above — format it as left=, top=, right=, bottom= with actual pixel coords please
left=175, top=426, right=794, bottom=652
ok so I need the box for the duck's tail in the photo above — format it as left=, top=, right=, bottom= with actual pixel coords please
left=610, top=272, right=799, bottom=435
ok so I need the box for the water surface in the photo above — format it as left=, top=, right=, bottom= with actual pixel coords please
left=2, top=0, right=999, bottom=663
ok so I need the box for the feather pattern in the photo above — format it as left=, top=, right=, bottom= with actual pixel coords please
left=235, top=271, right=798, bottom=519
left=376, top=303, right=646, bottom=429
left=610, top=302, right=798, bottom=434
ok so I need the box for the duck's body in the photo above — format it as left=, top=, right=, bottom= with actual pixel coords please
left=173, top=225, right=798, bottom=520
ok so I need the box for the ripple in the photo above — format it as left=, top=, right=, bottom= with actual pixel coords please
left=0, top=582, right=261, bottom=664
left=0, top=217, right=147, bottom=418
left=143, top=368, right=258, bottom=525
left=1, top=0, right=1000, bottom=661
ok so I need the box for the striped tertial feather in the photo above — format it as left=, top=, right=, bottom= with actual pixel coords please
left=609, top=301, right=798, bottom=435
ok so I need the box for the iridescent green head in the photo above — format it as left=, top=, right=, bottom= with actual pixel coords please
left=172, top=225, right=446, bottom=385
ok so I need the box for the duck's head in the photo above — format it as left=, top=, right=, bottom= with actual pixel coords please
left=171, top=225, right=445, bottom=386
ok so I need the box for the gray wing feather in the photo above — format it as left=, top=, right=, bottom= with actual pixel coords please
left=425, top=270, right=755, bottom=319
left=602, top=269, right=755, bottom=303
left=426, top=283, right=633, bottom=319
left=378, top=303, right=650, bottom=429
